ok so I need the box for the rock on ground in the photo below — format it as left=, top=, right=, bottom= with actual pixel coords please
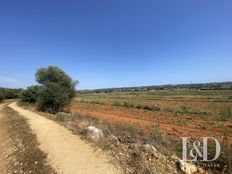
left=86, top=126, right=104, bottom=140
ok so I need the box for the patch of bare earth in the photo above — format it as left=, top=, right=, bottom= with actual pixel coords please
left=68, top=102, right=232, bottom=173
left=69, top=103, right=232, bottom=144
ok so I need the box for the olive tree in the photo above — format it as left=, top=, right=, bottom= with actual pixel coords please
left=35, top=66, right=77, bottom=113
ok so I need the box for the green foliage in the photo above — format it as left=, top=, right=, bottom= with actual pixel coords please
left=217, top=115, right=230, bottom=122
left=21, top=86, right=40, bottom=103
left=56, top=112, right=68, bottom=121
left=143, top=105, right=161, bottom=111
left=180, top=105, right=188, bottom=112
left=0, top=88, right=22, bottom=99
left=36, top=66, right=77, bottom=113
left=173, top=105, right=208, bottom=116
left=228, top=107, right=231, bottom=117
left=113, top=101, right=122, bottom=107
left=0, top=94, right=3, bottom=103
left=123, top=101, right=134, bottom=108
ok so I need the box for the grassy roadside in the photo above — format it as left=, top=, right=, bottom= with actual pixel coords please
left=2, top=106, right=56, bottom=174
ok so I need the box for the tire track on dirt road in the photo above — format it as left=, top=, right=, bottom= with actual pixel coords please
left=9, top=102, right=121, bottom=174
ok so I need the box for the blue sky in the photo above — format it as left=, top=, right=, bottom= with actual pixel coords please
left=0, top=0, right=231, bottom=89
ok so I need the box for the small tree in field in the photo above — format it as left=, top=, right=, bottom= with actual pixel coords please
left=36, top=66, right=77, bottom=113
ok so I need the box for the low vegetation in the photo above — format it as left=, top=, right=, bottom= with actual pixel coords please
left=0, top=88, right=22, bottom=102
left=0, top=94, right=3, bottom=103
left=71, top=88, right=232, bottom=173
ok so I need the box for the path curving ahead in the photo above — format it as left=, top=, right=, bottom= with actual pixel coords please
left=9, top=102, right=121, bottom=174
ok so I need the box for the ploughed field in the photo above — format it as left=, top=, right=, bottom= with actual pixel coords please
left=70, top=89, right=232, bottom=144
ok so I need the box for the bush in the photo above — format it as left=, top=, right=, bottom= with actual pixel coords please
left=21, top=86, right=40, bottom=103
left=56, top=112, right=68, bottom=121
left=0, top=94, right=3, bottom=103
left=123, top=101, right=134, bottom=108
left=228, top=107, right=231, bottom=117
left=113, top=101, right=122, bottom=107
left=143, top=105, right=161, bottom=111
left=0, top=88, right=22, bottom=99
left=36, top=66, right=77, bottom=113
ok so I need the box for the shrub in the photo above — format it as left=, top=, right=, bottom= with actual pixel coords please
left=228, top=107, right=231, bottom=117
left=113, top=101, right=122, bottom=107
left=21, top=86, right=40, bottom=103
left=152, top=105, right=161, bottom=111
left=123, top=101, right=134, bottom=108
left=0, top=88, right=22, bottom=99
left=174, top=106, right=208, bottom=116
left=180, top=105, right=188, bottom=112
left=36, top=66, right=77, bottom=113
left=144, top=105, right=152, bottom=110
left=56, top=112, right=68, bottom=121
left=143, top=105, right=161, bottom=111
left=0, top=94, right=3, bottom=103
left=217, top=115, right=229, bottom=122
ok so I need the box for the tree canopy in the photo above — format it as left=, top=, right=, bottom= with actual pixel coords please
left=35, top=66, right=77, bottom=113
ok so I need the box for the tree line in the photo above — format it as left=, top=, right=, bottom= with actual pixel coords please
left=0, top=88, right=22, bottom=102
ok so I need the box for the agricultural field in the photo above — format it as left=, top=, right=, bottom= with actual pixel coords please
left=70, top=89, right=232, bottom=144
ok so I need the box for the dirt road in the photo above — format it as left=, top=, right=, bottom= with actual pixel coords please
left=0, top=104, right=7, bottom=174
left=8, top=102, right=121, bottom=174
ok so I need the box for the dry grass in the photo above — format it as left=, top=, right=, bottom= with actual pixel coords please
left=72, top=89, right=232, bottom=173
left=19, top=88, right=232, bottom=173
left=75, top=89, right=232, bottom=115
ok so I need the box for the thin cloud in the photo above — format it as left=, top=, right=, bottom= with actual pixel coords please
left=0, top=75, right=23, bottom=88
left=0, top=75, right=19, bottom=83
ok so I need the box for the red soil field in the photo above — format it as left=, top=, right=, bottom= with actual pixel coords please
left=69, top=103, right=232, bottom=144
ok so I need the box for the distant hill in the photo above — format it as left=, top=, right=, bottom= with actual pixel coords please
left=78, top=81, right=232, bottom=93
